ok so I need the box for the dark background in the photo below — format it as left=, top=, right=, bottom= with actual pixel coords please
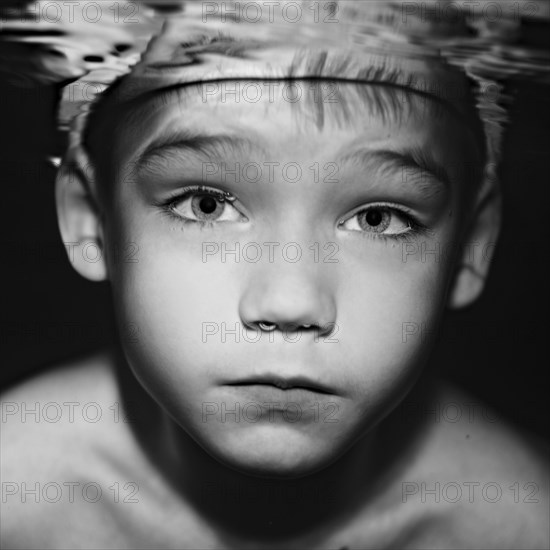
left=0, top=77, right=548, bottom=439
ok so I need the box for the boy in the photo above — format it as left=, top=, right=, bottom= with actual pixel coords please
left=1, top=1, right=548, bottom=548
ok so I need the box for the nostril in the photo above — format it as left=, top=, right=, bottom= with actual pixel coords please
left=83, top=55, right=104, bottom=63
left=114, top=43, right=131, bottom=53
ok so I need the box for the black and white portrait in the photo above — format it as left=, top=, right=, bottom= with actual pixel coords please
left=1, top=1, right=549, bottom=548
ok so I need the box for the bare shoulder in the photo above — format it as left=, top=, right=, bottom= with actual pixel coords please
left=0, top=350, right=142, bottom=549
left=0, top=349, right=124, bottom=453
left=396, top=379, right=549, bottom=549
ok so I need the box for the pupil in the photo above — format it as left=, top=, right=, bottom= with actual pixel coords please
left=199, top=196, right=217, bottom=214
left=366, top=209, right=382, bottom=226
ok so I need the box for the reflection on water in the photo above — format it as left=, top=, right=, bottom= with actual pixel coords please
left=1, top=1, right=548, bottom=86
left=0, top=0, right=549, bottom=163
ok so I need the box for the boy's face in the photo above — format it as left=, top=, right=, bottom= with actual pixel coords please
left=98, top=83, right=478, bottom=477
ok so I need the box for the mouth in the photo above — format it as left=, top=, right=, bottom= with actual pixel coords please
left=226, top=375, right=334, bottom=395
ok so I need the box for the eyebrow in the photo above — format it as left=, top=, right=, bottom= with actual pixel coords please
left=136, top=130, right=450, bottom=194
left=336, top=147, right=451, bottom=192
left=136, top=129, right=268, bottom=174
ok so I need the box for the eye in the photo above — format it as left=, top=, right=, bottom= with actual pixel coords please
left=339, top=205, right=414, bottom=236
left=168, top=186, right=245, bottom=223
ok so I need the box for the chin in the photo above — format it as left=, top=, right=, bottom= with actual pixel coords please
left=203, top=424, right=343, bottom=479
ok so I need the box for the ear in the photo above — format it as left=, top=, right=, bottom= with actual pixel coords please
left=55, top=147, right=108, bottom=282
left=448, top=180, right=502, bottom=309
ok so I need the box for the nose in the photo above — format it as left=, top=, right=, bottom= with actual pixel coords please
left=238, top=260, right=337, bottom=337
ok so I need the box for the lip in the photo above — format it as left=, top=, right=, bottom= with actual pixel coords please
left=225, top=374, right=335, bottom=395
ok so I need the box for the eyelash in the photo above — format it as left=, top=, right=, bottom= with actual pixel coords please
left=156, top=189, right=430, bottom=241
left=338, top=202, right=429, bottom=243
left=156, top=185, right=237, bottom=229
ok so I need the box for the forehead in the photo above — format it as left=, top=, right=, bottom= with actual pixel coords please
left=106, top=81, right=480, bottom=192
left=110, top=81, right=479, bottom=173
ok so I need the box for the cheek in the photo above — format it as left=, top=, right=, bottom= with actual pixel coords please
left=334, top=246, right=450, bottom=414
left=110, top=236, right=237, bottom=374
